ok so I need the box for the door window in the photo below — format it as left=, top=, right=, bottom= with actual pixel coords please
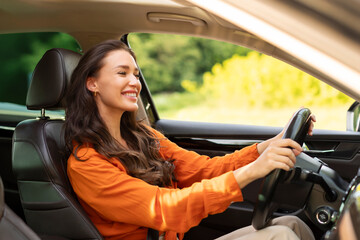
left=129, top=33, right=352, bottom=130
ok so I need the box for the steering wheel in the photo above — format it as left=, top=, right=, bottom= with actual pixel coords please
left=252, top=108, right=312, bottom=230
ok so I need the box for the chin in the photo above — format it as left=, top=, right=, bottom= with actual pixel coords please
left=126, top=105, right=139, bottom=112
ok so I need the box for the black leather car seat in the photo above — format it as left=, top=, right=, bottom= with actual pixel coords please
left=12, top=48, right=103, bottom=239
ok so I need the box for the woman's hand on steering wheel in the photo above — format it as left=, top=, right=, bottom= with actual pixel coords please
left=251, top=108, right=316, bottom=230
left=234, top=139, right=303, bottom=189
left=257, top=110, right=316, bottom=155
left=277, top=112, right=316, bottom=137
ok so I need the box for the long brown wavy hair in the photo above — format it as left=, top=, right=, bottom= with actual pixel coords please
left=64, top=40, right=176, bottom=187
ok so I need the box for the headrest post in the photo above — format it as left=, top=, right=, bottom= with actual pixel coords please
left=41, top=108, right=46, bottom=118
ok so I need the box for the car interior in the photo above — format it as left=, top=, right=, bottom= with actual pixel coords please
left=0, top=0, right=360, bottom=240
left=2, top=41, right=359, bottom=240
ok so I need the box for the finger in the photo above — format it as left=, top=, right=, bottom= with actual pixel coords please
left=269, top=147, right=297, bottom=163
left=308, top=122, right=314, bottom=136
left=308, top=114, right=316, bottom=136
left=271, top=155, right=295, bottom=169
left=310, top=114, right=316, bottom=122
left=273, top=161, right=292, bottom=171
left=273, top=139, right=302, bottom=152
left=292, top=148, right=302, bottom=156
left=309, top=122, right=314, bottom=130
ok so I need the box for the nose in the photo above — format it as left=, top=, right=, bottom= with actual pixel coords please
left=129, top=74, right=141, bottom=89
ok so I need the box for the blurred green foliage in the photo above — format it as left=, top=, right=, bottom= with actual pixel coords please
left=2, top=32, right=352, bottom=115
left=129, top=33, right=250, bottom=93
left=182, top=52, right=353, bottom=108
left=0, top=32, right=80, bottom=105
left=153, top=91, right=203, bottom=117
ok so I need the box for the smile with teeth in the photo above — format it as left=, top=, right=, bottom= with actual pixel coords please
left=123, top=92, right=137, bottom=97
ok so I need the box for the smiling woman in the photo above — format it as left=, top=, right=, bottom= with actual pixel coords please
left=63, top=39, right=315, bottom=240
left=64, top=40, right=176, bottom=188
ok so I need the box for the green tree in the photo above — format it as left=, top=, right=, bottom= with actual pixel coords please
left=187, top=52, right=353, bottom=108
left=129, top=33, right=250, bottom=93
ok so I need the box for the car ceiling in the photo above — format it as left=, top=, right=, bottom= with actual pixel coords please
left=0, top=0, right=263, bottom=47
left=0, top=0, right=359, bottom=101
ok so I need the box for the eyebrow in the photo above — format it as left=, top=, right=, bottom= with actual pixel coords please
left=113, top=65, right=139, bottom=72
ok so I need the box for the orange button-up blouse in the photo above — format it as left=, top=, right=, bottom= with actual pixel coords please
left=67, top=128, right=259, bottom=240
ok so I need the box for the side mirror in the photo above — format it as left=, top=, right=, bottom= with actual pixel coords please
left=347, top=101, right=360, bottom=131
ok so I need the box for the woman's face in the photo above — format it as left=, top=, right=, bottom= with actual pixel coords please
left=87, top=49, right=142, bottom=115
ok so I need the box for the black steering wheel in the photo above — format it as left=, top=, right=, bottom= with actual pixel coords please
left=252, top=108, right=312, bottom=230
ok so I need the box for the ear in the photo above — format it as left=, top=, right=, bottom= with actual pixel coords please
left=86, top=77, right=98, bottom=93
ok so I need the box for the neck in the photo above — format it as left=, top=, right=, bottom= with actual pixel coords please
left=96, top=105, right=125, bottom=145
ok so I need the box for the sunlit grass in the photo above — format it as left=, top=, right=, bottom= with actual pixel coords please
left=153, top=93, right=351, bottom=131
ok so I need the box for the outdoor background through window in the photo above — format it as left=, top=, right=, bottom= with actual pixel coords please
left=129, top=33, right=353, bottom=131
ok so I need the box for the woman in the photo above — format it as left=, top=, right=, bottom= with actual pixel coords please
left=64, top=40, right=315, bottom=240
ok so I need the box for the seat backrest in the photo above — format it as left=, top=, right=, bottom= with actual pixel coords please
left=12, top=48, right=103, bottom=239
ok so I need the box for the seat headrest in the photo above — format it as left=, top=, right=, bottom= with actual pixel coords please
left=26, top=48, right=82, bottom=110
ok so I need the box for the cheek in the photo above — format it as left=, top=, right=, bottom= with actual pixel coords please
left=106, top=78, right=127, bottom=91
